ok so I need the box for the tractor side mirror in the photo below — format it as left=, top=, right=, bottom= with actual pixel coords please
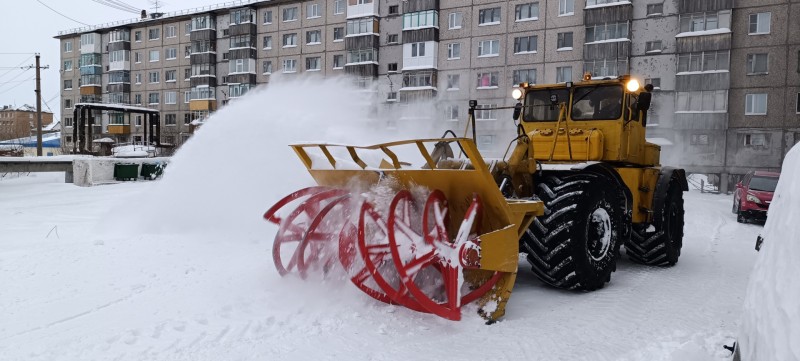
left=512, top=102, right=522, bottom=120
left=637, top=92, right=652, bottom=112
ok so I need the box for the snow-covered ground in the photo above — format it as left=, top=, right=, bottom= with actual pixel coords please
left=0, top=77, right=768, bottom=360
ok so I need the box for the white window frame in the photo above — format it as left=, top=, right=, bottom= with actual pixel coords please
left=410, top=42, right=426, bottom=57
left=166, top=25, right=177, bottom=38
left=559, top=0, right=574, bottom=16
left=478, top=40, right=499, bottom=57
left=334, top=0, right=345, bottom=15
left=447, top=43, right=460, bottom=60
left=307, top=3, right=321, bottom=19
left=749, top=12, right=771, bottom=35
left=556, top=66, right=572, bottom=83
left=283, top=7, right=298, bottom=22
left=447, top=74, right=460, bottom=90
left=646, top=3, right=663, bottom=16
left=166, top=48, right=177, bottom=60
left=149, top=50, right=159, bottom=62
left=476, top=72, right=499, bottom=89
left=478, top=7, right=501, bottom=26
left=165, top=92, right=177, bottom=105
left=283, top=33, right=298, bottom=47
left=745, top=93, right=768, bottom=115
left=448, top=12, right=462, bottom=29
left=746, top=53, right=769, bottom=75
left=645, top=40, right=662, bottom=53
left=283, top=59, right=297, bottom=73
left=515, top=3, right=539, bottom=22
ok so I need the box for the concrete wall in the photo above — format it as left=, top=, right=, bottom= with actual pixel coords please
left=72, top=157, right=170, bottom=187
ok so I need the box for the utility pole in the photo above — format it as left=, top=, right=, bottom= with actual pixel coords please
left=24, top=54, right=49, bottom=156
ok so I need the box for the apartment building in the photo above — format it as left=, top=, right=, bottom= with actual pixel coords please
left=0, top=105, right=54, bottom=141
left=56, top=0, right=800, bottom=189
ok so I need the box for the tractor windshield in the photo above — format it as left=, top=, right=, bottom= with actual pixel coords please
left=523, top=88, right=570, bottom=122
left=571, top=85, right=624, bottom=121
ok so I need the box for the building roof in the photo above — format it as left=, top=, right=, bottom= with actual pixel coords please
left=0, top=104, right=54, bottom=114
left=54, top=0, right=275, bottom=38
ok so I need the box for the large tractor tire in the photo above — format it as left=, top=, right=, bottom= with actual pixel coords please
left=626, top=180, right=684, bottom=266
left=521, top=172, right=626, bottom=291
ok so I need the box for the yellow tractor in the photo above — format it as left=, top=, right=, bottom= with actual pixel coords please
left=265, top=74, right=687, bottom=322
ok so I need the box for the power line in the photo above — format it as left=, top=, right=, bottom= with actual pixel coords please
left=0, top=77, right=33, bottom=96
left=0, top=68, right=32, bottom=91
left=0, top=53, right=38, bottom=55
left=0, top=77, right=35, bottom=86
left=106, top=0, right=141, bottom=12
left=35, top=0, right=89, bottom=26
left=0, top=56, right=34, bottom=81
left=91, top=0, right=139, bottom=14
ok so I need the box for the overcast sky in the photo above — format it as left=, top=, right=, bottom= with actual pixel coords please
left=0, top=0, right=226, bottom=122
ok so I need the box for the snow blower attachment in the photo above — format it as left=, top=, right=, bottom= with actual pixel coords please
left=264, top=138, right=544, bottom=322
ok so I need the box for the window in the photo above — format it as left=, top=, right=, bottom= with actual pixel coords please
left=306, top=30, right=322, bottom=44
left=165, top=92, right=177, bottom=105
left=307, top=3, right=320, bottom=18
left=185, top=45, right=191, bottom=57
left=514, top=36, right=537, bottom=53
left=448, top=12, right=462, bottom=29
left=165, top=70, right=176, bottom=82
left=164, top=114, right=176, bottom=126
left=166, top=48, right=177, bottom=60
left=149, top=71, right=160, bottom=83
left=515, top=3, right=539, bottom=21
left=387, top=34, right=398, bottom=44
left=184, top=68, right=191, bottom=80
left=389, top=5, right=399, bottom=15
left=135, top=73, right=142, bottom=84
left=135, top=52, right=141, bottom=63
left=557, top=32, right=572, bottom=49
left=797, top=93, right=800, bottom=113
left=586, top=23, right=629, bottom=42
left=64, top=118, right=74, bottom=127
left=690, top=134, right=709, bottom=146
left=134, top=94, right=142, bottom=105
left=64, top=80, right=73, bottom=90
left=229, top=84, right=252, bottom=98
left=283, top=7, right=298, bottom=21
left=403, top=10, right=439, bottom=30
left=333, top=55, right=344, bottom=69
left=478, top=40, right=499, bottom=57
left=346, top=49, right=377, bottom=64
left=745, top=94, right=768, bottom=115
left=475, top=105, right=497, bottom=120
left=447, top=43, right=461, bottom=59
left=445, top=105, right=459, bottom=120
left=646, top=3, right=663, bottom=16
left=402, top=71, right=434, bottom=88
left=347, top=18, right=378, bottom=36
left=191, top=63, right=216, bottom=77
left=411, top=42, right=426, bottom=57
left=557, top=66, right=572, bottom=83
left=263, top=60, right=272, bottom=74
left=744, top=134, right=767, bottom=147
left=229, top=59, right=256, bottom=74
left=645, top=78, right=661, bottom=89
left=263, top=36, right=272, bottom=49
left=559, top=0, right=574, bottom=16
left=747, top=53, right=769, bottom=74
left=283, top=59, right=297, bottom=73
left=478, top=8, right=500, bottom=25
left=149, top=50, right=159, bottom=62
left=148, top=28, right=160, bottom=40
left=334, top=27, right=344, bottom=41
left=184, top=91, right=191, bottom=103
left=334, top=0, right=344, bottom=15
left=64, top=99, right=72, bottom=108
left=749, top=13, right=771, bottom=34
left=645, top=40, right=662, bottom=53
left=679, top=11, right=730, bottom=33
left=148, top=92, right=160, bottom=104
left=387, top=92, right=397, bottom=101
left=63, top=60, right=73, bottom=71
left=264, top=10, right=273, bottom=24
left=185, top=22, right=191, bottom=34
left=306, top=57, right=321, bottom=71
left=677, top=51, right=729, bottom=73
left=447, top=74, right=460, bottom=89
left=477, top=135, right=495, bottom=149
left=388, top=63, right=398, bottom=72
left=64, top=41, right=72, bottom=52
left=513, top=69, right=536, bottom=85
left=133, top=30, right=142, bottom=42
left=675, top=90, right=727, bottom=112
left=477, top=72, right=499, bottom=88
left=80, top=33, right=95, bottom=46
left=283, top=33, right=297, bottom=47
left=166, top=26, right=177, bottom=38
left=231, top=35, right=255, bottom=49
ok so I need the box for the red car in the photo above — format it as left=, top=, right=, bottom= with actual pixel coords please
left=733, top=170, right=780, bottom=223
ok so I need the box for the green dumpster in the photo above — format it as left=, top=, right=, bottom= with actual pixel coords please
left=114, top=163, right=139, bottom=181
left=140, top=162, right=165, bottom=180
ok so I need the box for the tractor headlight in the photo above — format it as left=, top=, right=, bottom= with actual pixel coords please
left=626, top=79, right=641, bottom=92
left=746, top=194, right=762, bottom=204
left=512, top=88, right=523, bottom=100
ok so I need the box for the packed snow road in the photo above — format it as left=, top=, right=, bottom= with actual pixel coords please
left=0, top=173, right=761, bottom=361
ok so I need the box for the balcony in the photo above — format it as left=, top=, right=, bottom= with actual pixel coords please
left=347, top=0, right=379, bottom=19
left=109, top=60, right=130, bottom=72
left=107, top=124, right=131, bottom=135
left=402, top=42, right=438, bottom=71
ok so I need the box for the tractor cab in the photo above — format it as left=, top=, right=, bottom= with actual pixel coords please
left=511, top=74, right=658, bottom=166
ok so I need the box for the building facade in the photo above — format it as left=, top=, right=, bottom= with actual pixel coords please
left=0, top=105, right=54, bottom=142
left=56, top=0, right=800, bottom=188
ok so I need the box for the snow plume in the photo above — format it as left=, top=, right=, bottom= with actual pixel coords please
left=98, top=75, right=446, bottom=237
left=738, top=143, right=800, bottom=361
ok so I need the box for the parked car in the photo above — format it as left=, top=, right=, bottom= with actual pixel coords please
left=732, top=170, right=780, bottom=223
